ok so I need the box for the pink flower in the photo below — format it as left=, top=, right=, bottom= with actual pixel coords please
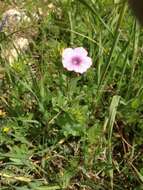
left=62, top=47, right=92, bottom=74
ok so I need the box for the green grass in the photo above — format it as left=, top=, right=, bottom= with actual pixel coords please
left=1, top=0, right=143, bottom=189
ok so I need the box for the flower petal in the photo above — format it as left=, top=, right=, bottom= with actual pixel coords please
left=62, top=59, right=74, bottom=71
left=74, top=47, right=88, bottom=56
left=73, top=65, right=84, bottom=73
left=62, top=47, right=92, bottom=74
left=73, top=57, right=92, bottom=73
left=74, top=65, right=87, bottom=73
left=84, top=56, right=92, bottom=68
left=62, top=48, right=73, bottom=59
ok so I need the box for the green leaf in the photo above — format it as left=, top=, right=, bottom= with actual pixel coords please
left=87, top=123, right=101, bottom=144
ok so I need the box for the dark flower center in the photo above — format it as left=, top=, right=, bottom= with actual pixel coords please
left=72, top=56, right=82, bottom=65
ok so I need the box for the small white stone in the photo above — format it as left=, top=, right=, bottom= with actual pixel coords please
left=13, top=37, right=29, bottom=51
left=1, top=37, right=29, bottom=65
left=1, top=8, right=31, bottom=33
